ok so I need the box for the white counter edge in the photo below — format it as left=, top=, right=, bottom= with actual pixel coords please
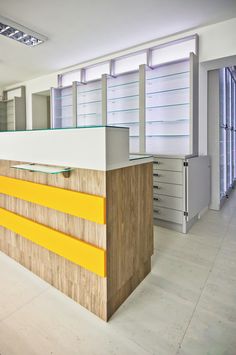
left=0, top=127, right=153, bottom=171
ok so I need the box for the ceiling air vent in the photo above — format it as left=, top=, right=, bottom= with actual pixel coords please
left=0, top=15, right=47, bottom=47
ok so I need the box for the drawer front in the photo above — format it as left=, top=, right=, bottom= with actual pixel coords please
left=154, top=158, right=183, bottom=172
left=153, top=195, right=183, bottom=211
left=153, top=170, right=183, bottom=185
left=153, top=183, right=183, bottom=198
left=153, top=206, right=183, bottom=224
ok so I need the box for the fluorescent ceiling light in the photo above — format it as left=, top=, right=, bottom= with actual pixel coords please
left=0, top=15, right=47, bottom=47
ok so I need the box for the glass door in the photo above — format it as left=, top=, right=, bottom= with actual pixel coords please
left=219, top=67, right=236, bottom=201
left=226, top=69, right=232, bottom=190
left=233, top=80, right=236, bottom=180
left=219, top=68, right=227, bottom=198
left=231, top=78, right=236, bottom=182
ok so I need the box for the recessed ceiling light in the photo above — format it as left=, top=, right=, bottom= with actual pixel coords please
left=0, top=15, right=47, bottom=47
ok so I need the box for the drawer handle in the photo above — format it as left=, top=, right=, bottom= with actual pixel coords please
left=153, top=197, right=159, bottom=201
left=154, top=173, right=159, bottom=177
left=154, top=209, right=160, bottom=214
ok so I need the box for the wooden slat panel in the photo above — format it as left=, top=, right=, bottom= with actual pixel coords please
left=0, top=160, right=107, bottom=320
left=0, top=207, right=106, bottom=277
left=0, top=175, right=106, bottom=224
left=106, top=162, right=153, bottom=319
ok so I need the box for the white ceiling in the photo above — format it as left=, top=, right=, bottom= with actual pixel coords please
left=1, top=0, right=236, bottom=88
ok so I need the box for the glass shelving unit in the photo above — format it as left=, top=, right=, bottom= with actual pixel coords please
left=0, top=101, right=6, bottom=131
left=50, top=54, right=198, bottom=156
left=77, top=80, right=102, bottom=126
left=145, top=59, right=191, bottom=155
left=6, top=100, right=15, bottom=131
left=107, top=71, right=140, bottom=153
left=0, top=86, right=26, bottom=132
left=51, top=86, right=73, bottom=128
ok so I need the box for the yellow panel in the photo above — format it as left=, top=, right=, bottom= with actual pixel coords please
left=0, top=208, right=106, bottom=277
left=0, top=176, right=106, bottom=224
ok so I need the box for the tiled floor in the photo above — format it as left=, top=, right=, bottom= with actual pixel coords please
left=0, top=192, right=236, bottom=355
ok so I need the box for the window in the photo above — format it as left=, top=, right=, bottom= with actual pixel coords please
left=151, top=36, right=197, bottom=67
left=85, top=62, right=110, bottom=81
left=114, top=52, right=147, bottom=75
left=57, top=35, right=198, bottom=87
left=60, top=69, right=81, bottom=87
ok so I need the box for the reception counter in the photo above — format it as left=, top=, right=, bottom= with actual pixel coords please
left=0, top=126, right=153, bottom=321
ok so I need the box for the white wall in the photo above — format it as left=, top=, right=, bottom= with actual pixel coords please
left=4, top=17, right=236, bottom=154
left=197, top=17, right=236, bottom=154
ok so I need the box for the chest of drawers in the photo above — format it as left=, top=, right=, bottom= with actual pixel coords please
left=153, top=155, right=210, bottom=233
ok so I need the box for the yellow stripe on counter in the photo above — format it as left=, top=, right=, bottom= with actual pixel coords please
left=0, top=176, right=106, bottom=224
left=0, top=208, right=106, bottom=277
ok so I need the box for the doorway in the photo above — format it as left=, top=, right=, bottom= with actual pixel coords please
left=32, top=90, right=51, bottom=129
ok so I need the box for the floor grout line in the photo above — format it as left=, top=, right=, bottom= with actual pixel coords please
left=175, top=214, right=232, bottom=355
left=0, top=194, right=235, bottom=355
left=0, top=286, right=50, bottom=324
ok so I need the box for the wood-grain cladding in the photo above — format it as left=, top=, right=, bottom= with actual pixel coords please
left=0, top=160, right=153, bottom=321
left=0, top=160, right=107, bottom=320
left=106, top=163, right=153, bottom=319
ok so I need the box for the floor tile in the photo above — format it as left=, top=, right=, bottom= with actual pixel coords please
left=0, top=287, right=150, bottom=355
left=196, top=274, right=236, bottom=325
left=110, top=274, right=195, bottom=355
left=156, top=231, right=219, bottom=268
left=188, top=218, right=227, bottom=240
left=0, top=252, right=49, bottom=321
left=178, top=307, right=236, bottom=355
left=151, top=252, right=209, bottom=303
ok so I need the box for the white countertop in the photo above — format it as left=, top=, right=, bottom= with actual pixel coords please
left=0, top=127, right=153, bottom=171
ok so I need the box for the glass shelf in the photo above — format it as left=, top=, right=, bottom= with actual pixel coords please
left=108, top=80, right=139, bottom=89
left=55, top=94, right=72, bottom=100
left=108, top=108, right=139, bottom=114
left=54, top=116, right=73, bottom=120
left=77, top=100, right=101, bottom=105
left=11, top=164, right=73, bottom=175
left=0, top=120, right=15, bottom=124
left=146, top=87, right=189, bottom=95
left=147, top=70, right=190, bottom=82
left=107, top=94, right=139, bottom=101
left=146, top=118, right=189, bottom=123
left=146, top=103, right=189, bottom=109
left=108, top=121, right=139, bottom=125
left=146, top=134, right=189, bottom=137
left=129, top=154, right=153, bottom=161
left=77, top=88, right=101, bottom=94
left=0, top=126, right=131, bottom=133
left=77, top=112, right=101, bottom=117
left=60, top=104, right=73, bottom=108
